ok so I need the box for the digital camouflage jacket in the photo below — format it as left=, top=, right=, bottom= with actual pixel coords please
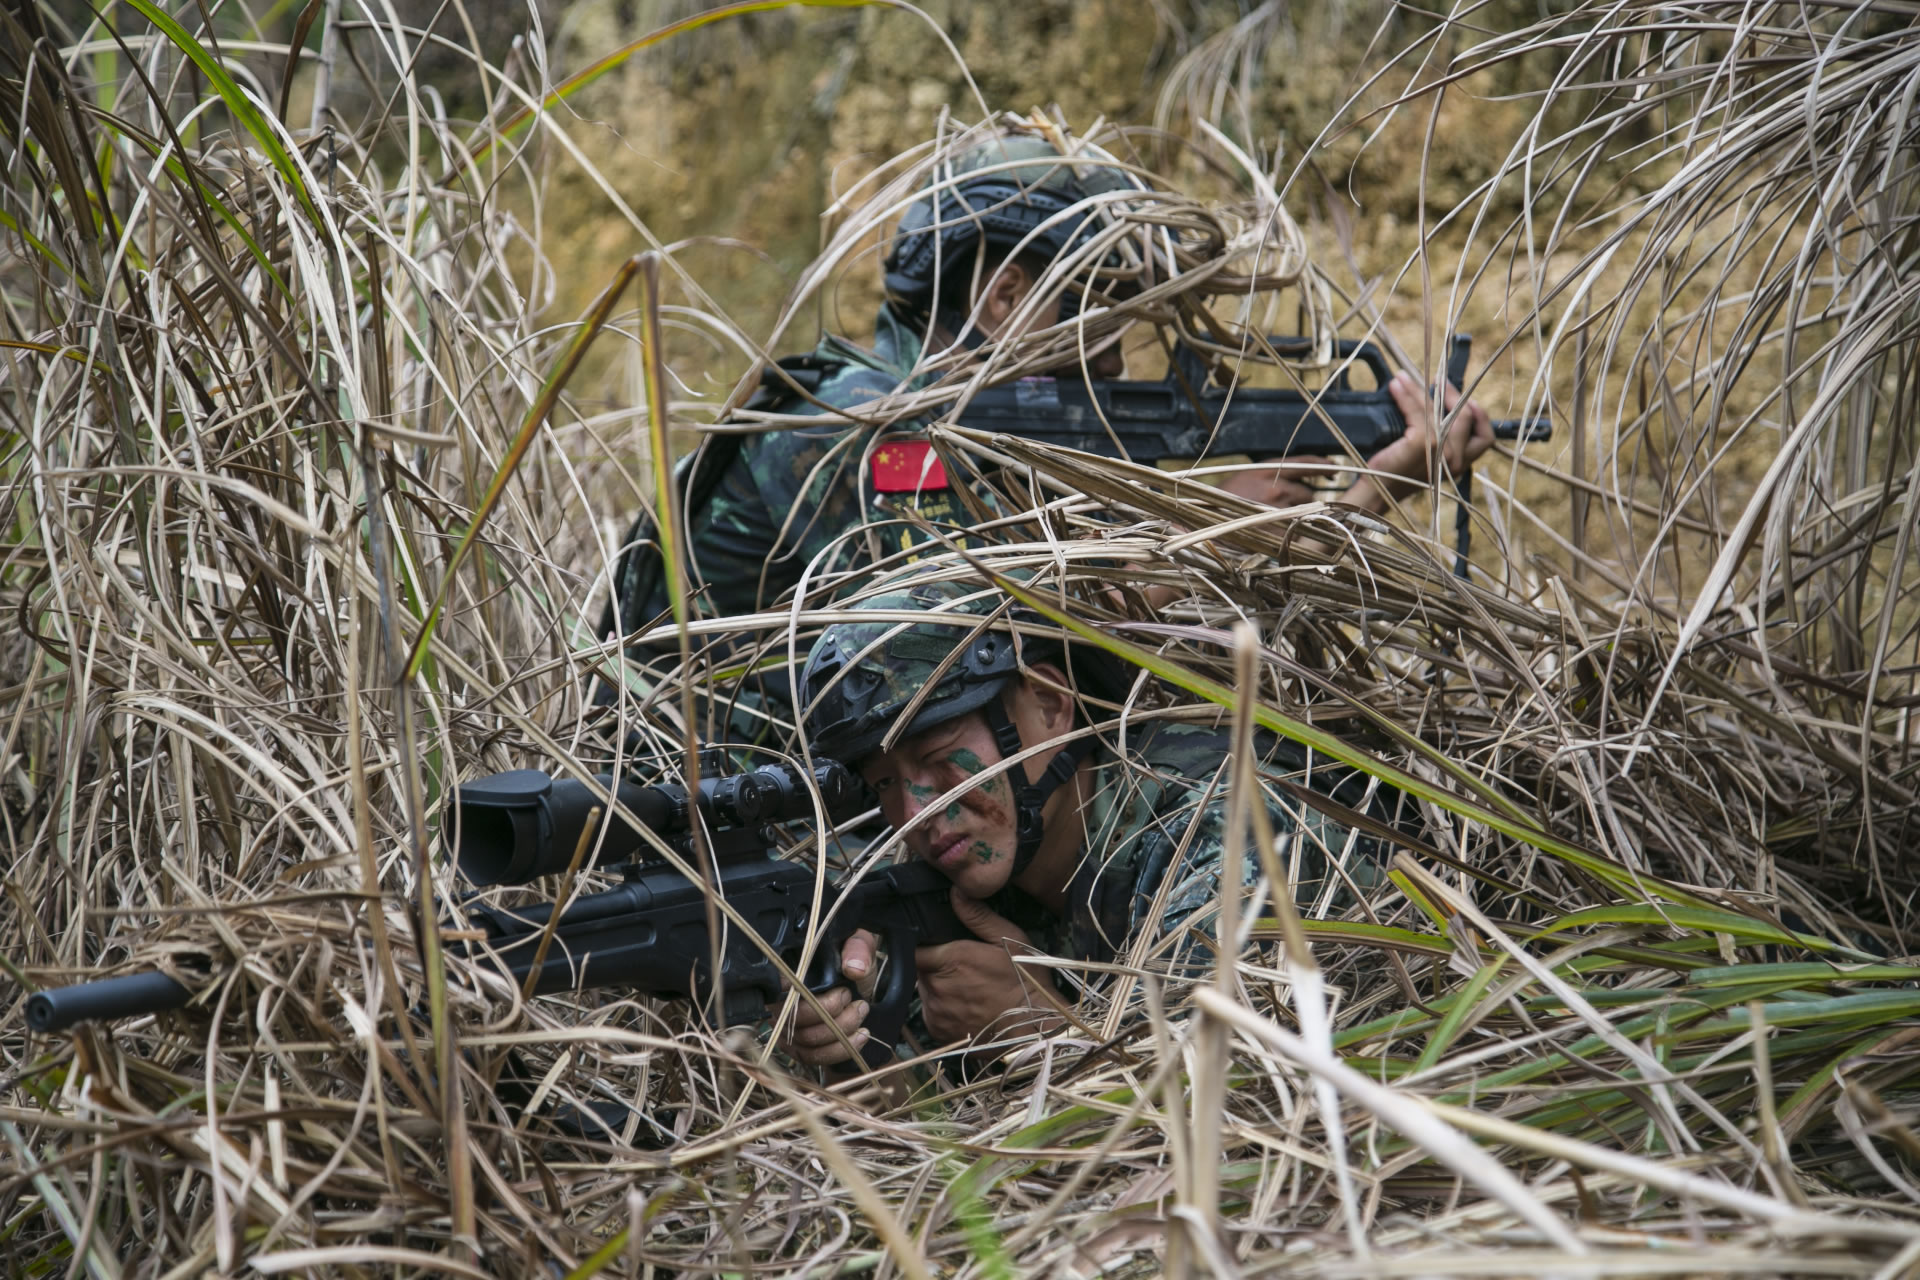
left=605, top=306, right=994, bottom=643
left=990, top=719, right=1388, bottom=972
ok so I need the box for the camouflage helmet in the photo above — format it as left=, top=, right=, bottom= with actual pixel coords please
left=801, top=576, right=1094, bottom=873
left=882, top=130, right=1140, bottom=320
left=799, top=578, right=1035, bottom=765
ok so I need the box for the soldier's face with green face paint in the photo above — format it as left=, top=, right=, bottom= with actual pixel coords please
left=856, top=709, right=1022, bottom=899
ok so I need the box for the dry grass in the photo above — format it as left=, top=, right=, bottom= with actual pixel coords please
left=4, top=1, right=1920, bottom=1276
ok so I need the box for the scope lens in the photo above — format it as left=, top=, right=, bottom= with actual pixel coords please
left=454, top=803, right=528, bottom=886
left=450, top=773, right=654, bottom=886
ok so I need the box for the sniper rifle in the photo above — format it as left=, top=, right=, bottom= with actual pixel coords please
left=27, top=759, right=962, bottom=1071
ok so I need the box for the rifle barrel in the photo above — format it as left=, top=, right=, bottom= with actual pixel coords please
left=27, top=971, right=192, bottom=1034
left=1492, top=417, right=1553, bottom=443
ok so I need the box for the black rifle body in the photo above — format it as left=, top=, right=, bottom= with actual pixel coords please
left=945, top=337, right=1549, bottom=462
left=28, top=763, right=965, bottom=1071
left=467, top=846, right=965, bottom=1069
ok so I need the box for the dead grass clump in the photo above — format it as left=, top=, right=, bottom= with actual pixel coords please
left=5, top=2, right=1920, bottom=1277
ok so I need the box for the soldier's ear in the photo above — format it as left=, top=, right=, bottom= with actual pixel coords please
left=976, top=258, right=1036, bottom=335
left=1020, top=663, right=1076, bottom=737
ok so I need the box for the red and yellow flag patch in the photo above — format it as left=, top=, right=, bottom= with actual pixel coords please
left=869, top=439, right=949, bottom=493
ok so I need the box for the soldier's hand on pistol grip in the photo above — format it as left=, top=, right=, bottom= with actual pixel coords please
left=784, top=930, right=880, bottom=1068
left=915, top=889, right=1041, bottom=1044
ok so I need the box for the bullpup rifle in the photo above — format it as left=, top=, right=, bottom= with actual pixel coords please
left=941, top=334, right=1551, bottom=462
left=940, top=333, right=1547, bottom=576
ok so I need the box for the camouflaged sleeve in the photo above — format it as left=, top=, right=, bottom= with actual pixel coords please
left=1068, top=722, right=1391, bottom=968
left=1144, top=785, right=1381, bottom=968
left=687, top=370, right=894, bottom=618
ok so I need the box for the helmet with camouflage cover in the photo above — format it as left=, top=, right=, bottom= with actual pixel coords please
left=882, top=129, right=1143, bottom=322
left=800, top=578, right=1029, bottom=765
left=800, top=577, right=1094, bottom=873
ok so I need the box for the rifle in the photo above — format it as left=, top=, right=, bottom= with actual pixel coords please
left=944, top=335, right=1551, bottom=462
left=25, top=760, right=962, bottom=1072
left=448, top=758, right=963, bottom=1069
left=943, top=334, right=1547, bottom=577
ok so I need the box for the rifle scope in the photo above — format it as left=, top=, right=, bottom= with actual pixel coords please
left=448, top=761, right=861, bottom=887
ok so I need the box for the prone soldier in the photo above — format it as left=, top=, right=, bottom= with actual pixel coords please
left=781, top=575, right=1388, bottom=1070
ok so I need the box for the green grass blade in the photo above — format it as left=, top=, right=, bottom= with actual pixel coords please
left=1413, top=958, right=1508, bottom=1073
left=0, top=209, right=81, bottom=287
left=981, top=567, right=1721, bottom=911
left=1686, top=961, right=1920, bottom=987
left=405, top=258, right=639, bottom=678
left=1531, top=905, right=1875, bottom=959
left=1286, top=918, right=1454, bottom=958
left=120, top=0, right=320, bottom=225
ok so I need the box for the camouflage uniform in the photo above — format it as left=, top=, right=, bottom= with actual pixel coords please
left=943, top=719, right=1384, bottom=971
left=1046, top=720, right=1379, bottom=966
left=607, top=126, right=1138, bottom=645
left=798, top=580, right=1389, bottom=974
left=606, top=305, right=992, bottom=641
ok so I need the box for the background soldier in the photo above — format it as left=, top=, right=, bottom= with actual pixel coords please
left=602, top=128, right=1140, bottom=647
left=601, top=125, right=1496, bottom=655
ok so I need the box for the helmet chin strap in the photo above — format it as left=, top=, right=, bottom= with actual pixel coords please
left=932, top=306, right=993, bottom=354
left=981, top=696, right=1093, bottom=878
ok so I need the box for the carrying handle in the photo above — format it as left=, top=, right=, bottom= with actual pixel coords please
left=1167, top=336, right=1396, bottom=395
left=1255, top=336, right=1396, bottom=392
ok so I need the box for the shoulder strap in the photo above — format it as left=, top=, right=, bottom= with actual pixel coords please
left=743, top=351, right=837, bottom=410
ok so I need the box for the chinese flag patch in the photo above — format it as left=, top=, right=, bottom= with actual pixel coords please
left=870, top=439, right=950, bottom=492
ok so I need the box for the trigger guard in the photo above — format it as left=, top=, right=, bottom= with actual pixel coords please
left=806, top=941, right=845, bottom=997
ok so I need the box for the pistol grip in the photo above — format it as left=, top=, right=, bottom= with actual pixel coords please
left=807, top=922, right=918, bottom=1071
left=857, top=925, right=919, bottom=1070
left=1445, top=334, right=1472, bottom=392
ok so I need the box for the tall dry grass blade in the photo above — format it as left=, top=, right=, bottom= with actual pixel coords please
left=634, top=247, right=728, bottom=1031
left=1182, top=622, right=1258, bottom=1271
left=406, top=256, right=639, bottom=679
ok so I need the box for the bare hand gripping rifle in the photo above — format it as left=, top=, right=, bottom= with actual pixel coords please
left=28, top=760, right=963, bottom=1071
